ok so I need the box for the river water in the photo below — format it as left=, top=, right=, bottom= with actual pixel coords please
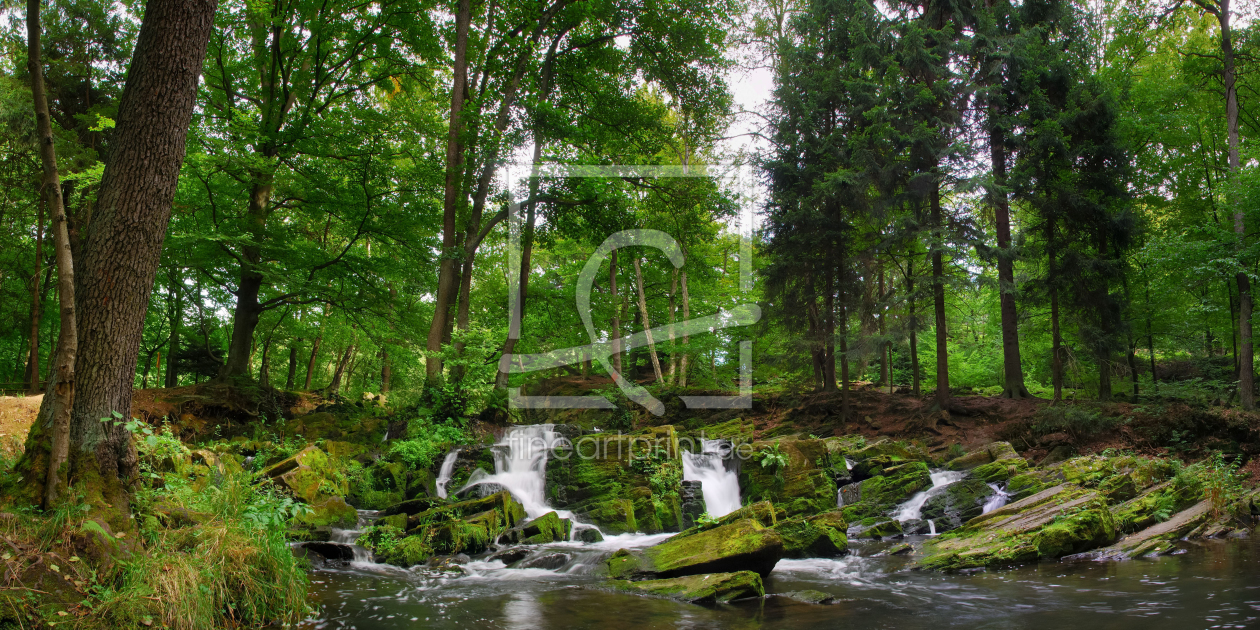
left=297, top=536, right=1260, bottom=629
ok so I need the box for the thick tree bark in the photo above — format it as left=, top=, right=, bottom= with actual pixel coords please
left=27, top=0, right=78, bottom=508
left=426, top=0, right=473, bottom=380
left=222, top=177, right=272, bottom=378
left=25, top=197, right=45, bottom=395
left=931, top=186, right=950, bottom=410
left=20, top=0, right=216, bottom=520
left=633, top=256, right=664, bottom=382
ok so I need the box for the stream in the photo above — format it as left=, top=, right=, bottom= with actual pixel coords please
left=295, top=426, right=1260, bottom=629
left=298, top=536, right=1260, bottom=629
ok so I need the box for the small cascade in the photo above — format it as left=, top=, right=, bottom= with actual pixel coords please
left=892, top=470, right=968, bottom=522
left=328, top=510, right=381, bottom=564
left=436, top=448, right=461, bottom=499
left=982, top=483, right=1011, bottom=514
left=928, top=519, right=937, bottom=535
left=682, top=439, right=741, bottom=518
left=455, top=425, right=570, bottom=521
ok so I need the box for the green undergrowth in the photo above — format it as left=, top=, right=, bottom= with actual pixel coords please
left=0, top=426, right=311, bottom=629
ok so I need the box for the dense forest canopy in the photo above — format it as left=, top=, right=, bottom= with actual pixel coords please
left=0, top=0, right=1256, bottom=422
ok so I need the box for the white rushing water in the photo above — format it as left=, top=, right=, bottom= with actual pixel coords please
left=982, top=483, right=1011, bottom=514
left=892, top=470, right=968, bottom=522
left=327, top=510, right=382, bottom=564
left=456, top=425, right=565, bottom=520
left=682, top=439, right=741, bottom=517
left=436, top=448, right=461, bottom=499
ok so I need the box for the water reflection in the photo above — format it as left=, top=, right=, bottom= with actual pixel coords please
left=300, top=538, right=1260, bottom=629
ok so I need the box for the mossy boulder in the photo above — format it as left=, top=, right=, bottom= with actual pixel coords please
left=917, top=484, right=1120, bottom=571
left=545, top=427, right=683, bottom=534
left=672, top=501, right=780, bottom=541
left=503, top=511, right=572, bottom=544
left=945, top=442, right=1018, bottom=471
left=971, top=458, right=1029, bottom=483
left=1109, top=480, right=1202, bottom=534
left=373, top=491, right=526, bottom=567
left=840, top=462, right=931, bottom=521
left=605, top=518, right=784, bottom=580
left=261, top=445, right=355, bottom=526
left=921, top=479, right=995, bottom=533
left=296, top=496, right=358, bottom=528
left=605, top=570, right=764, bottom=604
left=849, top=518, right=902, bottom=539
left=774, top=511, right=848, bottom=557
left=738, top=438, right=841, bottom=517
left=403, top=491, right=526, bottom=534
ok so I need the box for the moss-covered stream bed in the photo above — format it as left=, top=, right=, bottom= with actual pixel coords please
left=297, top=535, right=1260, bottom=629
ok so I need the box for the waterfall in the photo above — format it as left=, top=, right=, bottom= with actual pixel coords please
left=892, top=470, right=968, bottom=522
left=455, top=425, right=568, bottom=521
left=682, top=439, right=741, bottom=518
left=982, top=483, right=1011, bottom=514
left=436, top=448, right=461, bottom=499
left=328, top=510, right=382, bottom=564
left=928, top=519, right=936, bottom=535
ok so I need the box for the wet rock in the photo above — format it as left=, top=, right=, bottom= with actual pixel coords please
left=837, top=482, right=862, bottom=506
left=605, top=518, right=785, bottom=580
left=774, top=510, right=848, bottom=558
left=900, top=519, right=931, bottom=535
left=672, top=501, right=781, bottom=540
left=380, top=497, right=444, bottom=518
left=680, top=480, right=706, bottom=530
left=502, top=511, right=572, bottom=544
left=367, top=491, right=527, bottom=567
left=518, top=552, right=571, bottom=570
left=921, top=479, right=995, bottom=527
left=605, top=570, right=765, bottom=604
left=576, top=527, right=604, bottom=543
left=883, top=543, right=914, bottom=556
left=849, top=518, right=902, bottom=540
left=739, top=439, right=841, bottom=517
left=779, top=589, right=839, bottom=604
left=489, top=548, right=531, bottom=564
left=917, top=484, right=1119, bottom=571
left=839, top=462, right=931, bottom=521
left=296, top=541, right=355, bottom=562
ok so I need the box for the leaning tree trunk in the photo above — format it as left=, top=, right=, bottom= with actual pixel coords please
left=24, top=0, right=78, bottom=509
left=633, top=256, right=664, bottom=382
left=48, top=0, right=214, bottom=523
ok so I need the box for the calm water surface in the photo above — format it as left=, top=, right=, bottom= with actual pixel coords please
left=298, top=536, right=1260, bottom=630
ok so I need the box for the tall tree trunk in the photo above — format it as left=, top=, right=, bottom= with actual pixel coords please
left=21, top=0, right=216, bottom=520
left=1051, top=284, right=1063, bottom=402
left=495, top=141, right=545, bottom=390
left=1127, top=333, right=1139, bottom=399
left=27, top=0, right=77, bottom=509
left=878, top=265, right=888, bottom=388
left=286, top=340, right=300, bottom=389
left=25, top=197, right=45, bottom=394
left=304, top=320, right=324, bottom=389
left=258, top=336, right=272, bottom=388
left=679, top=268, right=691, bottom=386
left=610, top=250, right=622, bottom=375
left=823, top=274, right=836, bottom=391
left=840, top=303, right=851, bottom=420
left=633, top=256, right=664, bottom=382
left=222, top=177, right=272, bottom=378
left=667, top=268, right=678, bottom=383
left=908, top=261, right=920, bottom=397
left=808, top=297, right=823, bottom=391
left=931, top=186, right=950, bottom=410
left=328, top=345, right=354, bottom=392
left=426, top=0, right=473, bottom=381
left=992, top=126, right=1029, bottom=398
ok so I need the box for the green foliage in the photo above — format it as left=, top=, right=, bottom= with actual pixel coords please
left=756, top=442, right=789, bottom=471
left=388, top=420, right=469, bottom=470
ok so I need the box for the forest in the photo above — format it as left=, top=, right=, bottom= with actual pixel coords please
left=0, top=0, right=1258, bottom=627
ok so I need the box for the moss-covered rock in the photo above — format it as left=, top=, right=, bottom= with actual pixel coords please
left=1109, top=480, right=1202, bottom=534
left=921, top=479, right=994, bottom=532
left=503, top=511, right=572, bottom=544
left=849, top=518, right=902, bottom=539
left=971, top=458, right=1029, bottom=483
left=839, top=462, right=930, bottom=521
left=605, top=518, right=784, bottom=580
left=605, top=571, right=764, bottom=604
left=917, top=484, right=1120, bottom=571
left=774, top=511, right=848, bottom=557
left=738, top=439, right=841, bottom=517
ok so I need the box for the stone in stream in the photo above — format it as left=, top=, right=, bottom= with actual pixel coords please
left=604, top=571, right=764, bottom=604
left=488, top=548, right=531, bottom=565
left=777, top=589, right=842, bottom=605
left=605, top=518, right=785, bottom=580
left=900, top=519, right=931, bottom=536
left=838, top=462, right=931, bottom=522
left=501, top=511, right=572, bottom=544
left=848, top=518, right=902, bottom=540
left=680, top=480, right=706, bottom=530
left=576, top=528, right=604, bottom=543
left=295, top=541, right=355, bottom=562
left=916, top=484, right=1119, bottom=571
left=518, top=553, right=571, bottom=570
left=920, top=479, right=995, bottom=533
left=774, top=510, right=848, bottom=558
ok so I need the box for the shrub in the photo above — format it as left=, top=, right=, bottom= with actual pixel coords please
left=1030, top=405, right=1118, bottom=441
